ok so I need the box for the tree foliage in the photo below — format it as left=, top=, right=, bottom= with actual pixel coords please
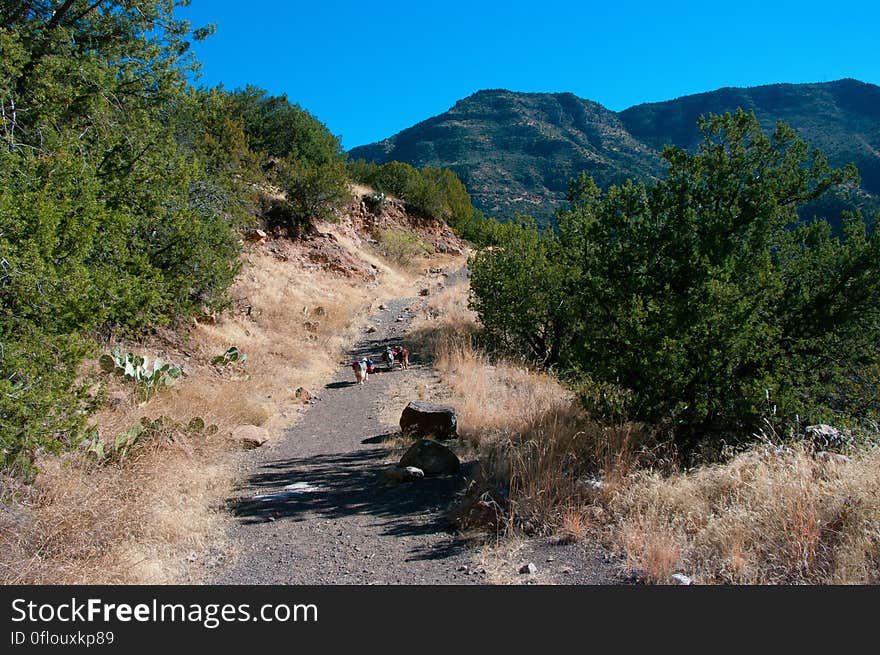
left=227, top=86, right=341, bottom=165
left=471, top=111, right=878, bottom=445
left=0, top=2, right=249, bottom=469
left=348, top=159, right=479, bottom=231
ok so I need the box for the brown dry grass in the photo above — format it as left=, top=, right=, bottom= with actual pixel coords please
left=418, top=273, right=880, bottom=584
left=608, top=443, right=880, bottom=584
left=0, top=219, right=464, bottom=584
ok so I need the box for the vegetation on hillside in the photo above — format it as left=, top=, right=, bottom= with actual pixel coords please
left=470, top=111, right=879, bottom=448
left=0, top=2, right=477, bottom=473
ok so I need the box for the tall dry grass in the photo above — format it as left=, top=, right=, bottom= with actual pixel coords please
left=608, top=443, right=880, bottom=584
left=409, top=278, right=652, bottom=530
left=1, top=224, right=461, bottom=584
left=418, top=273, right=880, bottom=584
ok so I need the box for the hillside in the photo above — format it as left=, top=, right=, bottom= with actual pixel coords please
left=349, top=79, right=880, bottom=225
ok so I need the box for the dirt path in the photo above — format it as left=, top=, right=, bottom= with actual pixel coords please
left=212, top=294, right=483, bottom=584
left=211, top=275, right=621, bottom=585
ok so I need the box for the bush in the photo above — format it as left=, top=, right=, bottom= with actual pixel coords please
left=270, top=158, right=352, bottom=234
left=348, top=159, right=478, bottom=228
left=378, top=229, right=432, bottom=264
left=470, top=111, right=879, bottom=447
left=0, top=4, right=244, bottom=470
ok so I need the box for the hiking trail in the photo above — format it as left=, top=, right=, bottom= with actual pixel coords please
left=211, top=282, right=618, bottom=585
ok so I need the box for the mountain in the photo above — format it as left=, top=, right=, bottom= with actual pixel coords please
left=349, top=79, right=880, bottom=225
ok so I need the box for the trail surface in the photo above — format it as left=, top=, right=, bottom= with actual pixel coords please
left=213, top=282, right=619, bottom=585
left=214, top=294, right=481, bottom=584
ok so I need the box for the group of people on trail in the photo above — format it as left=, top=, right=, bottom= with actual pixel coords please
left=351, top=345, right=410, bottom=385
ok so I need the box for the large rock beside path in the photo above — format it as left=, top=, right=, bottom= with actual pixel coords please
left=399, top=439, right=460, bottom=476
left=400, top=401, right=458, bottom=440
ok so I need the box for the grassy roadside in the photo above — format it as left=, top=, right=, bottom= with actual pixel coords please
left=409, top=275, right=880, bottom=584
left=0, top=224, right=464, bottom=584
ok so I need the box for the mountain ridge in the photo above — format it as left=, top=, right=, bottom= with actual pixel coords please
left=349, top=79, right=880, bottom=224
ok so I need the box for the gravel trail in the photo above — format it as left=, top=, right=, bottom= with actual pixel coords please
left=213, top=294, right=482, bottom=584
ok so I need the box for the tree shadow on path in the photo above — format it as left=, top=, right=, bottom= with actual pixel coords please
left=231, top=447, right=472, bottom=561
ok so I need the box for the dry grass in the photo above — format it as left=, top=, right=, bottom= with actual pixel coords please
left=417, top=273, right=880, bottom=584
left=411, top=277, right=651, bottom=530
left=0, top=439, right=232, bottom=584
left=608, top=443, right=880, bottom=584
left=0, top=219, right=463, bottom=584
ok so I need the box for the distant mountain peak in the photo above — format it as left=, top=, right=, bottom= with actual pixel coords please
left=349, top=80, right=880, bottom=225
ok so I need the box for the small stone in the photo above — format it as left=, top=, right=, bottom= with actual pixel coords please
left=294, top=387, right=312, bottom=402
left=245, top=228, right=268, bottom=243
left=419, top=288, right=430, bottom=296
left=379, top=304, right=388, bottom=310
left=671, top=573, right=692, bottom=585
left=519, top=562, right=537, bottom=575
left=366, top=326, right=377, bottom=334
left=384, top=465, right=425, bottom=483
left=805, top=424, right=849, bottom=450
left=107, top=390, right=128, bottom=409
left=233, top=425, right=270, bottom=449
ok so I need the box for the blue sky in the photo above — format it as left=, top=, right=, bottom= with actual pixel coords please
left=179, top=1, right=880, bottom=150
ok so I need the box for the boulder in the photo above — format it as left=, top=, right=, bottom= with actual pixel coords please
left=400, top=401, right=458, bottom=440
left=233, top=425, right=270, bottom=449
left=519, top=562, right=537, bottom=575
left=399, top=439, right=460, bottom=475
left=384, top=466, right=425, bottom=483
left=245, top=228, right=268, bottom=243
left=671, top=573, right=693, bottom=586
left=806, top=424, right=849, bottom=450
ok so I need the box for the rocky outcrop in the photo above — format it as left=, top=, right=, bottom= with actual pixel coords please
left=399, top=401, right=458, bottom=440
left=806, top=424, right=850, bottom=450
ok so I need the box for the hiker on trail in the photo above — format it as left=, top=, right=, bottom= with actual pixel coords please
left=382, top=346, right=395, bottom=371
left=351, top=358, right=368, bottom=384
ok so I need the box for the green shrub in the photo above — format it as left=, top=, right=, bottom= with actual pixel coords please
left=0, top=3, right=243, bottom=470
left=378, top=229, right=432, bottom=264
left=270, top=158, right=352, bottom=234
left=471, top=111, right=878, bottom=447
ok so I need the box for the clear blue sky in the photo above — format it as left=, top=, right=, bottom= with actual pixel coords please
left=179, top=0, right=880, bottom=150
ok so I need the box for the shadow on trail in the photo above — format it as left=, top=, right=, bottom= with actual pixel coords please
left=324, top=381, right=356, bottom=390
left=361, top=431, right=399, bottom=445
left=232, top=448, right=468, bottom=554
